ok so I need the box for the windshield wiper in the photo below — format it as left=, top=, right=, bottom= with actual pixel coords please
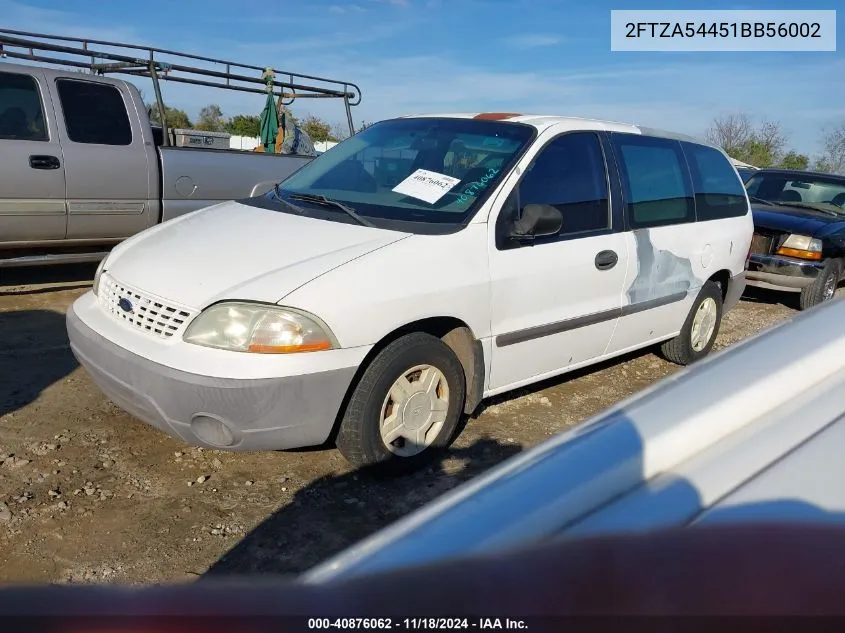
left=288, top=193, right=378, bottom=228
left=749, top=196, right=775, bottom=206
left=773, top=201, right=842, bottom=217
left=270, top=184, right=308, bottom=214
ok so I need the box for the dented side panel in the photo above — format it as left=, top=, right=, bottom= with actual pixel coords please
left=605, top=215, right=750, bottom=355
left=605, top=226, right=702, bottom=354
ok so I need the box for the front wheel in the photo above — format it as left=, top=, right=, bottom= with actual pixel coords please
left=659, top=280, right=723, bottom=366
left=799, top=260, right=841, bottom=311
left=335, top=332, right=466, bottom=473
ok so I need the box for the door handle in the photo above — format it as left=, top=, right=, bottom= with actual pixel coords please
left=29, top=155, right=61, bottom=170
left=595, top=250, right=618, bottom=270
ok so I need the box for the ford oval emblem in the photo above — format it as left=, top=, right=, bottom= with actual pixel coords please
left=118, top=297, right=133, bottom=313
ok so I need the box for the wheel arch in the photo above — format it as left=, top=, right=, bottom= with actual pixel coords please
left=326, top=316, right=485, bottom=447
left=707, top=268, right=731, bottom=302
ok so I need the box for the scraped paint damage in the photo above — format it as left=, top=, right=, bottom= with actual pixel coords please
left=625, top=229, right=700, bottom=304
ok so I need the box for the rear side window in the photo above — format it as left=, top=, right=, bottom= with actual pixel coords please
left=56, top=79, right=132, bottom=145
left=611, top=133, right=694, bottom=229
left=0, top=71, right=48, bottom=141
left=682, top=142, right=748, bottom=220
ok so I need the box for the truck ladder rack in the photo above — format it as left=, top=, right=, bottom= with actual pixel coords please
left=0, top=29, right=362, bottom=137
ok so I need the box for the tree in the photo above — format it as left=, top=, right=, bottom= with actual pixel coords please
left=300, top=114, right=336, bottom=142
left=195, top=104, right=225, bottom=132
left=814, top=157, right=835, bottom=174
left=225, top=114, right=261, bottom=137
left=704, top=113, right=754, bottom=158
left=146, top=103, right=192, bottom=129
left=705, top=112, right=790, bottom=168
left=330, top=121, right=351, bottom=141
left=358, top=120, right=375, bottom=132
left=816, top=124, right=845, bottom=175
left=778, top=151, right=809, bottom=170
left=755, top=120, right=787, bottom=160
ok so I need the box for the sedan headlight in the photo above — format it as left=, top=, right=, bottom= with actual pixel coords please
left=183, top=302, right=338, bottom=354
left=777, top=234, right=823, bottom=261
left=92, top=258, right=107, bottom=296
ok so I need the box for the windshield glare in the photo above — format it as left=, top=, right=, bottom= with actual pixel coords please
left=746, top=173, right=845, bottom=212
left=275, top=117, right=535, bottom=224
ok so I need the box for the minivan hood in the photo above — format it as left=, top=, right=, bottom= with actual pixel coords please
left=104, top=200, right=409, bottom=309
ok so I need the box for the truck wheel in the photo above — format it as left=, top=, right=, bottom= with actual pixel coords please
left=799, top=260, right=841, bottom=311
left=659, top=280, right=723, bottom=366
left=335, top=332, right=466, bottom=473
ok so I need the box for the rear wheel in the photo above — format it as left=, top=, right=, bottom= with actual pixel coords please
left=799, top=260, right=841, bottom=311
left=335, top=332, right=466, bottom=473
left=659, top=280, right=723, bottom=366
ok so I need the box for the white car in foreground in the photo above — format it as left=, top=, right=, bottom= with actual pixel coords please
left=67, top=112, right=752, bottom=472
left=303, top=296, right=845, bottom=582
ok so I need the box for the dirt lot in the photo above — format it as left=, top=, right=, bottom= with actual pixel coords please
left=0, top=264, right=808, bottom=584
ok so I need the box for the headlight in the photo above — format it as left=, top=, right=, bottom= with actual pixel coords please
left=92, top=258, right=107, bottom=296
left=777, top=234, right=823, bottom=261
left=183, top=302, right=338, bottom=354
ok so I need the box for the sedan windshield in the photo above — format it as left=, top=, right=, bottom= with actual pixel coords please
left=746, top=172, right=845, bottom=214
left=272, top=117, right=536, bottom=228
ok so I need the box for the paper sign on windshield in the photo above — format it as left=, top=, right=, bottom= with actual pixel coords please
left=392, top=169, right=461, bottom=205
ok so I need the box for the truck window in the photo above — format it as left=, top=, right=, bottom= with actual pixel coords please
left=0, top=71, right=48, bottom=141
left=55, top=78, right=132, bottom=146
left=682, top=142, right=748, bottom=221
left=611, top=133, right=695, bottom=229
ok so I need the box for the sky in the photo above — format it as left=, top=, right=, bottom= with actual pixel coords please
left=1, top=0, right=842, bottom=158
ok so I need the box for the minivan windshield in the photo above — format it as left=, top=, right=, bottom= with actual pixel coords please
left=270, top=117, right=536, bottom=228
left=746, top=172, right=845, bottom=215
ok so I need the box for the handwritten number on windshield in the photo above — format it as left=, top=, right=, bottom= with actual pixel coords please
left=456, top=168, right=500, bottom=205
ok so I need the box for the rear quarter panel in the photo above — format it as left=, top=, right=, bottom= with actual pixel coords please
left=158, top=148, right=313, bottom=221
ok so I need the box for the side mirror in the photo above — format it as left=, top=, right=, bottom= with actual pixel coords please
left=509, top=204, right=562, bottom=240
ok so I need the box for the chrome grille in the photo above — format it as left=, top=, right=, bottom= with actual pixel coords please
left=98, top=273, right=196, bottom=339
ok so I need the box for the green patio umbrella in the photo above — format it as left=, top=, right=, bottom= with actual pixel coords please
left=259, top=68, right=278, bottom=153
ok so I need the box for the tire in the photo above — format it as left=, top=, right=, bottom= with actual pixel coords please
left=335, top=332, right=466, bottom=473
left=799, top=260, right=841, bottom=311
left=659, top=280, right=723, bottom=366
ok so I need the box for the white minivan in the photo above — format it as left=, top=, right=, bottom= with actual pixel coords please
left=66, top=113, right=753, bottom=472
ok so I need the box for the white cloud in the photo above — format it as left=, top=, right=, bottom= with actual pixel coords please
left=504, top=34, right=563, bottom=48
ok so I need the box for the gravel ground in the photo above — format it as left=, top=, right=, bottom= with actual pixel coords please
left=0, top=264, right=815, bottom=584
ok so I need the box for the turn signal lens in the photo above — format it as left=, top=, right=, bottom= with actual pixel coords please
left=775, top=247, right=822, bottom=261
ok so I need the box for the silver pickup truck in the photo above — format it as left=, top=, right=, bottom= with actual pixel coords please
left=0, top=30, right=361, bottom=268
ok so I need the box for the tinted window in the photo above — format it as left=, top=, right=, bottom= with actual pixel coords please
left=0, top=72, right=47, bottom=141
left=611, top=133, right=694, bottom=228
left=56, top=79, right=132, bottom=145
left=514, top=132, right=610, bottom=235
left=682, top=142, right=748, bottom=220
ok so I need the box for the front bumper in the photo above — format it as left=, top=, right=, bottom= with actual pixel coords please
left=66, top=298, right=359, bottom=451
left=745, top=253, right=823, bottom=292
